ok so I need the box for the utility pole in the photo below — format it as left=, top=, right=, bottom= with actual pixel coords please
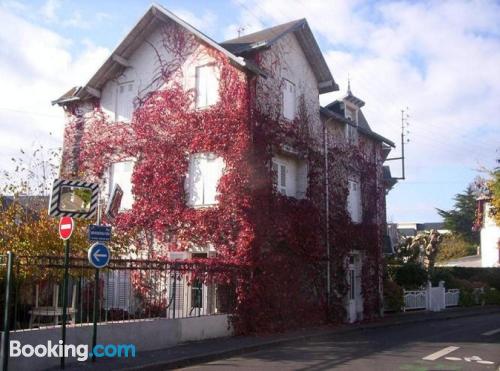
left=386, top=108, right=410, bottom=180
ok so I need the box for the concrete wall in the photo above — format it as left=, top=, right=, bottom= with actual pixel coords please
left=481, top=202, right=500, bottom=267
left=8, top=314, right=232, bottom=371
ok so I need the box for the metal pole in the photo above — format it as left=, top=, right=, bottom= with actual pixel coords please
left=91, top=268, right=99, bottom=362
left=1, top=252, right=14, bottom=371
left=92, top=191, right=102, bottom=362
left=60, top=240, right=70, bottom=369
left=401, top=110, right=406, bottom=180
left=172, top=269, right=177, bottom=319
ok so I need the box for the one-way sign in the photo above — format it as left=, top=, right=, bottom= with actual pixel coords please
left=88, top=224, right=112, bottom=242
left=88, top=243, right=110, bottom=269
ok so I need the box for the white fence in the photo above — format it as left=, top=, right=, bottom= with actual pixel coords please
left=401, top=282, right=463, bottom=312
left=403, top=290, right=427, bottom=310
left=445, top=289, right=460, bottom=307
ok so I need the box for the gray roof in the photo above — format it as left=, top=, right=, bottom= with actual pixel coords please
left=322, top=102, right=395, bottom=147
left=54, top=4, right=260, bottom=105
left=221, top=19, right=338, bottom=94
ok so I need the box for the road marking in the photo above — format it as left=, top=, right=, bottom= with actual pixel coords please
left=445, top=357, right=461, bottom=361
left=423, top=346, right=460, bottom=361
left=477, top=360, right=494, bottom=365
left=482, top=328, right=500, bottom=336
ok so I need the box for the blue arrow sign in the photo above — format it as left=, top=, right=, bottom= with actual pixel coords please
left=88, top=243, right=110, bottom=269
left=88, top=224, right=112, bottom=242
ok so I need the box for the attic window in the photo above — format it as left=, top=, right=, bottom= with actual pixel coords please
left=345, top=106, right=357, bottom=124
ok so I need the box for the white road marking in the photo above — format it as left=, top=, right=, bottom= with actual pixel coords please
left=445, top=357, right=461, bottom=361
left=423, top=346, right=460, bottom=361
left=482, top=328, right=500, bottom=336
left=477, top=360, right=494, bottom=365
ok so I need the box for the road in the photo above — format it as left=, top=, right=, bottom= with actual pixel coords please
left=181, top=312, right=500, bottom=371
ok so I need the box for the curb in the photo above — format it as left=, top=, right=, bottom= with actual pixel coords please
left=124, top=307, right=500, bottom=370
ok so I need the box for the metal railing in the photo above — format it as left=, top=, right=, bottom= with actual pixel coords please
left=0, top=255, right=240, bottom=333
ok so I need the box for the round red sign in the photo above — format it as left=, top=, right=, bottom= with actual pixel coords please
left=59, top=217, right=74, bottom=240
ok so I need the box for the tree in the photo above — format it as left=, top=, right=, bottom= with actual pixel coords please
left=436, top=184, right=480, bottom=245
left=488, top=158, right=500, bottom=226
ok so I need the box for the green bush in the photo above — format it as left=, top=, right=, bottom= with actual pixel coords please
left=482, top=288, right=500, bottom=305
left=393, top=263, right=428, bottom=289
left=459, top=290, right=476, bottom=307
left=383, top=280, right=404, bottom=312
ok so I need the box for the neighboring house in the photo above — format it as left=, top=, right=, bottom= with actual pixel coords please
left=476, top=197, right=500, bottom=267
left=53, top=5, right=396, bottom=328
left=393, top=222, right=450, bottom=237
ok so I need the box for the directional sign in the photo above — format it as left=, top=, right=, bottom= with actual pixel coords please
left=88, top=243, right=110, bottom=269
left=88, top=224, right=112, bottom=242
left=59, top=217, right=74, bottom=240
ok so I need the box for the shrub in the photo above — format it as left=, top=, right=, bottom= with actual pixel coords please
left=383, top=280, right=404, bottom=312
left=393, top=263, right=428, bottom=289
left=482, top=288, right=500, bottom=305
left=436, top=234, right=476, bottom=262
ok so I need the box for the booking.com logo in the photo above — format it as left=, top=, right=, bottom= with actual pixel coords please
left=10, top=340, right=136, bottom=361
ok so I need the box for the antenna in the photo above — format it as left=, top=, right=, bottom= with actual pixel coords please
left=237, top=26, right=246, bottom=37
left=385, top=107, right=410, bottom=180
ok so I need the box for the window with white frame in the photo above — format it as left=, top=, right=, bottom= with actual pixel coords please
left=109, top=161, right=134, bottom=210
left=195, top=64, right=219, bottom=108
left=346, top=123, right=358, bottom=144
left=272, top=156, right=307, bottom=198
left=282, top=79, right=296, bottom=120
left=347, top=177, right=362, bottom=223
left=185, top=153, right=225, bottom=207
left=116, top=81, right=135, bottom=122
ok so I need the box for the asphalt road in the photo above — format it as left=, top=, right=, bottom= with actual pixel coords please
left=181, top=312, right=500, bottom=371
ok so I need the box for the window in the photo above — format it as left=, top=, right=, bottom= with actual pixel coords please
left=346, top=124, right=358, bottom=144
left=347, top=178, right=362, bottom=223
left=191, top=280, right=203, bottom=309
left=282, top=79, right=296, bottom=120
left=272, top=161, right=287, bottom=195
left=272, top=156, right=307, bottom=198
left=195, top=64, right=218, bottom=108
left=116, top=81, right=135, bottom=122
left=109, top=161, right=134, bottom=210
left=185, top=153, right=225, bottom=207
left=345, top=106, right=357, bottom=123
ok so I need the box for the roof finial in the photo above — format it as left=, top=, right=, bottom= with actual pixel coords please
left=347, top=74, right=352, bottom=95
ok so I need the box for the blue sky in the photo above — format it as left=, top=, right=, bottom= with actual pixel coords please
left=1, top=0, right=499, bottom=222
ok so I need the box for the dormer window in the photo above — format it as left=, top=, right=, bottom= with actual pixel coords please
left=345, top=106, right=357, bottom=124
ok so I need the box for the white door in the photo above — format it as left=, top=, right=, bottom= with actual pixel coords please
left=347, top=253, right=363, bottom=323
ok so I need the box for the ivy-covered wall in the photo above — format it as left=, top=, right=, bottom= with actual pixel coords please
left=59, top=21, right=388, bottom=334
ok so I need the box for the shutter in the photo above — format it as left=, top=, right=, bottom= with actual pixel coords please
left=203, top=155, right=224, bottom=205
left=280, top=164, right=287, bottom=195
left=196, top=66, right=208, bottom=108
left=283, top=80, right=295, bottom=120
left=116, top=82, right=135, bottom=122
left=105, top=271, right=115, bottom=309
left=186, top=155, right=204, bottom=206
left=206, top=66, right=218, bottom=106
left=117, top=271, right=130, bottom=310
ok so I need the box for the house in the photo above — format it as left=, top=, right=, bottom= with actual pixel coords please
left=392, top=222, right=449, bottom=237
left=53, top=5, right=396, bottom=331
left=476, top=197, right=500, bottom=267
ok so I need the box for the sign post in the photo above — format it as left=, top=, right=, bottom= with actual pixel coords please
left=58, top=216, right=73, bottom=370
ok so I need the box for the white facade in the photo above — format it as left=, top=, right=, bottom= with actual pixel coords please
left=481, top=201, right=500, bottom=267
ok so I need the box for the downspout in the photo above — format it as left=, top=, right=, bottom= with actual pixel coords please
left=324, top=118, right=333, bottom=310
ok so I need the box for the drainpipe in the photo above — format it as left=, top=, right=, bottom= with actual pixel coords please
left=324, top=118, right=334, bottom=310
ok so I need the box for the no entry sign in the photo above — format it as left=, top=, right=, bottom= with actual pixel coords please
left=59, top=217, right=74, bottom=240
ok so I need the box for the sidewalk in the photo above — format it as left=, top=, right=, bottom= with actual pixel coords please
left=60, top=305, right=500, bottom=371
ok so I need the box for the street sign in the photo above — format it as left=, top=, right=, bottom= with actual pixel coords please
left=88, top=224, right=112, bottom=242
left=106, top=184, right=123, bottom=221
left=59, top=217, right=74, bottom=240
left=49, top=179, right=99, bottom=219
left=88, top=243, right=110, bottom=269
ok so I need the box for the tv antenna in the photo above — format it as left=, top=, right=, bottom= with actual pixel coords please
left=386, top=107, right=410, bottom=180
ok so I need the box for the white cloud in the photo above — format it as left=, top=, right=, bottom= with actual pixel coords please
left=40, top=0, right=61, bottom=22
left=0, top=5, right=109, bottom=182
left=230, top=0, right=500, bottom=220
left=172, top=8, right=218, bottom=35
